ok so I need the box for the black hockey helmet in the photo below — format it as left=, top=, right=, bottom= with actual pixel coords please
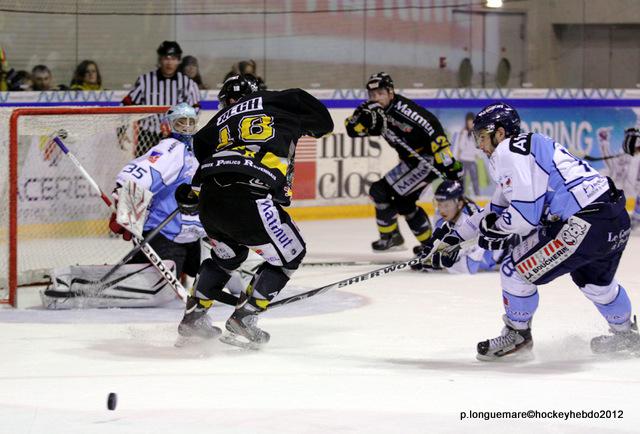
left=157, top=41, right=183, bottom=59
left=366, top=72, right=394, bottom=91
left=623, top=127, right=640, bottom=156
left=473, top=102, right=521, bottom=140
left=218, top=74, right=260, bottom=108
left=434, top=180, right=464, bottom=202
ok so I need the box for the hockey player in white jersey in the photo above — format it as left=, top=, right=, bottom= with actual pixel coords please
left=445, top=102, right=639, bottom=360
left=413, top=180, right=504, bottom=274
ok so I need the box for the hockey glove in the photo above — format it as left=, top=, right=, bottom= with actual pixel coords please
left=109, top=212, right=133, bottom=241
left=175, top=183, right=199, bottom=216
left=479, top=212, right=514, bottom=250
left=417, top=221, right=454, bottom=256
left=108, top=184, right=133, bottom=241
left=623, top=128, right=640, bottom=156
left=345, top=102, right=387, bottom=137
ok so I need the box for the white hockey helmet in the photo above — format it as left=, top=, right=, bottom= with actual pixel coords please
left=166, top=103, right=198, bottom=135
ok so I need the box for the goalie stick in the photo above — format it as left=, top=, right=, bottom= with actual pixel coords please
left=49, top=136, right=256, bottom=305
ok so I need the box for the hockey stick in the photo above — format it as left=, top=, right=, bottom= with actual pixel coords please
left=268, top=238, right=478, bottom=309
left=301, top=260, right=404, bottom=268
left=394, top=139, right=448, bottom=181
left=53, top=136, right=196, bottom=302
left=582, top=153, right=625, bottom=162
left=97, top=208, right=179, bottom=284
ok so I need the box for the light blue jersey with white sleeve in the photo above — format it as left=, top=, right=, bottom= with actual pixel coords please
left=489, top=132, right=610, bottom=236
left=115, top=136, right=206, bottom=243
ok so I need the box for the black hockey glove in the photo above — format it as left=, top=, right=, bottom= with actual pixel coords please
left=623, top=128, right=640, bottom=156
left=417, top=221, right=453, bottom=256
left=479, top=212, right=514, bottom=250
left=345, top=102, right=387, bottom=137
left=428, top=234, right=463, bottom=269
left=174, top=183, right=199, bottom=216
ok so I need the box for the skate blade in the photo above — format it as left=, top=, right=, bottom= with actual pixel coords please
left=174, top=331, right=222, bottom=348
left=476, top=342, right=534, bottom=362
left=219, top=332, right=261, bottom=350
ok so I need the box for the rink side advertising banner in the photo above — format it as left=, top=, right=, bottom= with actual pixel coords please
left=2, top=88, right=640, bottom=229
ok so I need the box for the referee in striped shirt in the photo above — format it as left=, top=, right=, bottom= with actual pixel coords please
left=122, top=41, right=201, bottom=156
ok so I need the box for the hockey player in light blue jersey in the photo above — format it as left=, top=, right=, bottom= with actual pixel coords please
left=454, top=102, right=639, bottom=360
left=110, top=103, right=206, bottom=278
left=413, top=180, right=505, bottom=274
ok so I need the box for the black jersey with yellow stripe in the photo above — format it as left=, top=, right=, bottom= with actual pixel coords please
left=193, top=89, right=333, bottom=205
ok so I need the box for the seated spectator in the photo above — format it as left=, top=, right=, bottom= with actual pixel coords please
left=70, top=60, right=103, bottom=90
left=8, top=70, right=33, bottom=91
left=179, top=55, right=206, bottom=90
left=224, top=59, right=266, bottom=90
left=31, top=65, right=67, bottom=91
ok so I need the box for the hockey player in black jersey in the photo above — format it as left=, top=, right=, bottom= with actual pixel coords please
left=345, top=72, right=463, bottom=252
left=175, top=74, right=334, bottom=347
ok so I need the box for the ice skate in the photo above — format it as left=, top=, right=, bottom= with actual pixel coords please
left=591, top=316, right=640, bottom=354
left=219, top=306, right=270, bottom=350
left=175, top=298, right=221, bottom=347
left=371, top=231, right=405, bottom=252
left=476, top=315, right=533, bottom=361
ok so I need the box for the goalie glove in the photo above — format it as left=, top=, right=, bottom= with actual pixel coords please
left=108, top=185, right=133, bottom=241
left=345, top=101, right=387, bottom=137
left=175, top=183, right=199, bottom=216
left=479, top=212, right=514, bottom=250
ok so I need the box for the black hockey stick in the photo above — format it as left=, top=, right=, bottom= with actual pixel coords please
left=582, top=153, right=625, bottom=162
left=301, top=260, right=404, bottom=268
left=268, top=238, right=477, bottom=309
left=97, top=208, right=179, bottom=284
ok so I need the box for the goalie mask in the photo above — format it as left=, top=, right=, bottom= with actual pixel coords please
left=166, top=103, right=198, bottom=136
left=218, top=74, right=260, bottom=109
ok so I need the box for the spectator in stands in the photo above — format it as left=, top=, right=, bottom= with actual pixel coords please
left=224, top=59, right=266, bottom=90
left=8, top=70, right=32, bottom=91
left=122, top=41, right=200, bottom=156
left=0, top=46, right=11, bottom=91
left=179, top=55, right=207, bottom=90
left=453, top=112, right=482, bottom=196
left=31, top=65, right=68, bottom=91
left=70, top=60, right=103, bottom=90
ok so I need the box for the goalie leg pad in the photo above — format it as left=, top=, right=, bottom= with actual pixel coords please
left=41, top=262, right=177, bottom=309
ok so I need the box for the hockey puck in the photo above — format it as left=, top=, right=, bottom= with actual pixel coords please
left=107, top=393, right=117, bottom=410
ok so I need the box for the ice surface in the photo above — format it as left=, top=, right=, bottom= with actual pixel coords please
left=1, top=218, right=640, bottom=433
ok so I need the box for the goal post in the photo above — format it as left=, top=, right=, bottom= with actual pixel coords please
left=1, top=105, right=169, bottom=307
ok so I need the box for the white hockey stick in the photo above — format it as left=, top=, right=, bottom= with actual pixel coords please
left=53, top=136, right=190, bottom=302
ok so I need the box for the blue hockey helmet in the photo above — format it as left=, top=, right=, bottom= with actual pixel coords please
left=218, top=74, right=260, bottom=108
left=473, top=102, right=521, bottom=140
left=166, top=102, right=198, bottom=135
left=434, top=180, right=464, bottom=202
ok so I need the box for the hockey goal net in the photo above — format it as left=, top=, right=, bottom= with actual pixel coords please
left=0, top=106, right=168, bottom=307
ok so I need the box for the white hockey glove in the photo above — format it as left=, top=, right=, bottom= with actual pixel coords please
left=109, top=180, right=153, bottom=240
